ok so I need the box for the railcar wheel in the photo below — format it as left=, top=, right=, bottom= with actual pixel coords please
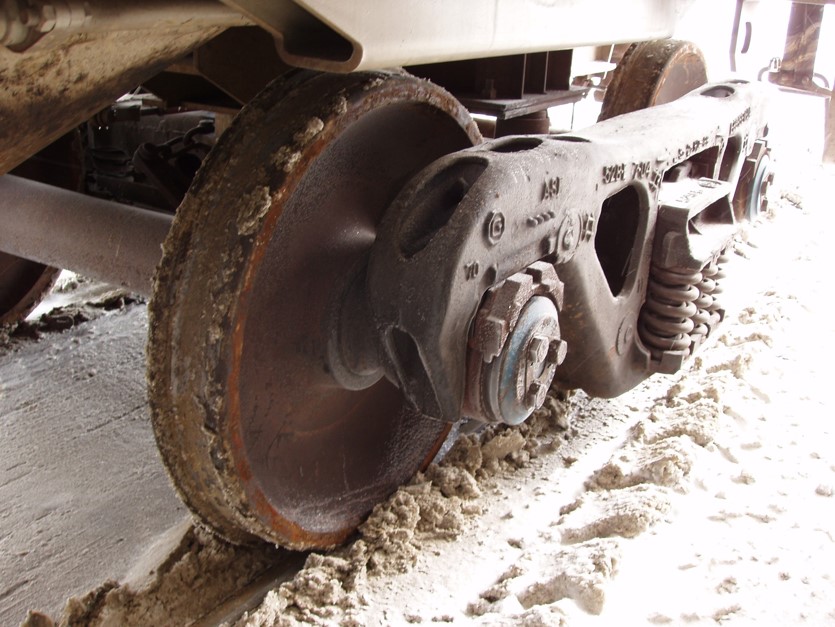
left=0, top=257, right=59, bottom=325
left=148, top=70, right=481, bottom=548
left=734, top=140, right=773, bottom=221
left=599, top=39, right=708, bottom=121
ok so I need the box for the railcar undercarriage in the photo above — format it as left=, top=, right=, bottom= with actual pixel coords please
left=0, top=1, right=772, bottom=549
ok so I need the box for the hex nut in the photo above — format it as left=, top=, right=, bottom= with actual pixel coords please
left=525, top=381, right=548, bottom=409
left=527, top=335, right=549, bottom=363
left=486, top=211, right=506, bottom=245
left=546, top=339, right=568, bottom=366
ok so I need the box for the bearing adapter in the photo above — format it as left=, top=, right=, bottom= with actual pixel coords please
left=464, top=261, right=566, bottom=424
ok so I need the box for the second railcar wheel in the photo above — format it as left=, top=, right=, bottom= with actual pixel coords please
left=148, top=71, right=482, bottom=548
left=599, top=39, right=708, bottom=121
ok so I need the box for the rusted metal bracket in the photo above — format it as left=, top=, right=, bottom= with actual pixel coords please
left=768, top=2, right=830, bottom=96
left=408, top=50, right=584, bottom=136
left=0, top=0, right=248, bottom=52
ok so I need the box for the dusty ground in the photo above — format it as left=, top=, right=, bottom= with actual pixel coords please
left=1, top=84, right=832, bottom=626
left=0, top=288, right=188, bottom=625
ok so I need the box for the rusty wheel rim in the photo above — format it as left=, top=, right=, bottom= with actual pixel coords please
left=599, top=39, right=708, bottom=121
left=149, top=70, right=481, bottom=548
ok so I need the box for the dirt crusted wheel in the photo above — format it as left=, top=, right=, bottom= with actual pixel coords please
left=148, top=70, right=482, bottom=549
left=599, top=39, right=708, bottom=121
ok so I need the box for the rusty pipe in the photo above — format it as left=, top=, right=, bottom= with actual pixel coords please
left=2, top=0, right=249, bottom=51
left=0, top=175, right=172, bottom=296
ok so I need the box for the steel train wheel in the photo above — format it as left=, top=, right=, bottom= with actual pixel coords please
left=148, top=71, right=482, bottom=548
left=0, top=257, right=58, bottom=325
left=599, top=39, right=708, bottom=121
left=733, top=141, right=773, bottom=222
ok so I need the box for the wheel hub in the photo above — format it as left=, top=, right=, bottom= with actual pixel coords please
left=464, top=262, right=567, bottom=425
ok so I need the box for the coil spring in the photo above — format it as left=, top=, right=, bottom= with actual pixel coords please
left=697, top=256, right=725, bottom=332
left=709, top=250, right=729, bottom=324
left=639, top=266, right=702, bottom=354
left=694, top=260, right=717, bottom=337
left=640, top=249, right=730, bottom=358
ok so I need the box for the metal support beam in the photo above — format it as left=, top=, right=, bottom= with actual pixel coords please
left=0, top=176, right=172, bottom=296
left=494, top=110, right=551, bottom=136
left=770, top=2, right=829, bottom=94
left=782, top=3, right=823, bottom=80
left=194, top=26, right=291, bottom=104
left=222, top=0, right=681, bottom=72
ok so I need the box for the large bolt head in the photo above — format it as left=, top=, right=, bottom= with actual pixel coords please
left=562, top=227, right=576, bottom=250
left=546, top=339, right=568, bottom=366
left=525, top=381, right=549, bottom=409
left=527, top=335, right=550, bottom=364
left=486, top=211, right=506, bottom=245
